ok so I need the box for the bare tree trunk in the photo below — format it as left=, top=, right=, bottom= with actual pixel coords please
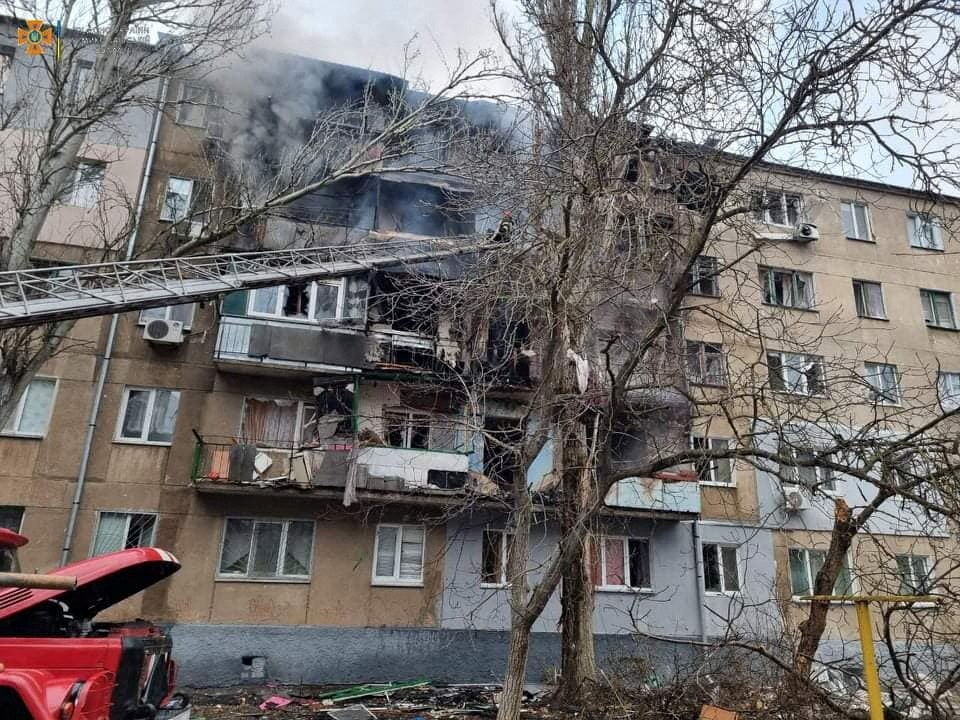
left=499, top=616, right=533, bottom=720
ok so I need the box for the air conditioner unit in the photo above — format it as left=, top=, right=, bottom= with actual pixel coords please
left=793, top=223, right=820, bottom=242
left=143, top=319, right=184, bottom=345
left=783, top=483, right=811, bottom=511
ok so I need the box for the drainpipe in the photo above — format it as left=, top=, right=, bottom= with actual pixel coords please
left=61, top=76, right=169, bottom=564
left=691, top=519, right=709, bottom=642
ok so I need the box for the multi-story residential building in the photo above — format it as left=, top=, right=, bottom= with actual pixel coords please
left=0, top=20, right=956, bottom=686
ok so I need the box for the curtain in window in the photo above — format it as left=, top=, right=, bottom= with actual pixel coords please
left=219, top=519, right=253, bottom=575
left=148, top=390, right=180, bottom=443
left=242, top=398, right=300, bottom=446
left=93, top=512, right=128, bottom=555
left=250, top=521, right=283, bottom=576
left=15, top=379, right=55, bottom=434
left=282, top=521, right=314, bottom=576
left=399, top=526, right=424, bottom=580
left=375, top=526, right=398, bottom=577
left=788, top=548, right=809, bottom=595
left=122, top=390, right=150, bottom=438
left=604, top=538, right=625, bottom=585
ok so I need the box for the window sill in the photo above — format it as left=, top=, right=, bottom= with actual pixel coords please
left=596, top=585, right=653, bottom=594
left=371, top=579, right=424, bottom=588
left=480, top=583, right=509, bottom=590
left=856, top=315, right=888, bottom=322
left=215, top=576, right=311, bottom=584
left=699, top=481, right=737, bottom=489
left=113, top=439, right=173, bottom=447
left=761, top=302, right=819, bottom=314
left=910, top=245, right=944, bottom=253
left=925, top=323, right=959, bottom=332
left=792, top=597, right=853, bottom=605
left=704, top=590, right=741, bottom=597
left=771, top=390, right=828, bottom=399
left=846, top=236, right=875, bottom=244
left=0, top=432, right=45, bottom=440
left=687, top=291, right=721, bottom=299
left=690, top=381, right=728, bottom=389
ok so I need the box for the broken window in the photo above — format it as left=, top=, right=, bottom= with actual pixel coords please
left=384, top=410, right=432, bottom=450
left=760, top=266, right=814, bottom=309
left=62, top=161, right=106, bottom=208
left=248, top=280, right=343, bottom=322
left=686, top=341, right=726, bottom=386
left=686, top=256, right=720, bottom=296
left=752, top=190, right=803, bottom=226
left=690, top=436, right=732, bottom=485
left=373, top=524, right=424, bottom=584
left=117, top=387, right=180, bottom=444
left=702, top=543, right=740, bottom=593
left=614, top=213, right=647, bottom=256
left=91, top=512, right=156, bottom=556
left=788, top=548, right=853, bottom=596
left=481, top=529, right=514, bottom=586
left=160, top=177, right=195, bottom=222
left=218, top=518, right=314, bottom=579
left=314, top=381, right=354, bottom=440
left=241, top=398, right=307, bottom=447
left=767, top=352, right=825, bottom=396
left=593, top=537, right=650, bottom=590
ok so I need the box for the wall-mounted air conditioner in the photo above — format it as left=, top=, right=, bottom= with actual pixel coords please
left=783, top=483, right=811, bottom=511
left=143, top=319, right=185, bottom=345
left=793, top=223, right=819, bottom=242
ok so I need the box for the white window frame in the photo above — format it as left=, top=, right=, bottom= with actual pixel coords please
left=690, top=435, right=734, bottom=486
left=115, top=386, right=180, bottom=446
left=687, top=255, right=720, bottom=297
left=89, top=510, right=157, bottom=556
left=768, top=352, right=826, bottom=396
left=841, top=201, right=870, bottom=241
left=686, top=341, right=726, bottom=386
left=852, top=279, right=886, bottom=320
left=64, top=161, right=106, bottom=208
left=701, top=543, right=740, bottom=594
left=920, top=289, right=956, bottom=329
left=138, top=304, right=195, bottom=330
left=216, top=517, right=315, bottom=581
left=247, top=279, right=346, bottom=323
left=159, top=176, right=196, bottom=223
left=372, top=523, right=426, bottom=587
left=480, top=528, right=513, bottom=588
left=907, top=212, right=943, bottom=251
left=753, top=190, right=804, bottom=227
left=781, top=446, right=838, bottom=494
left=1, top=376, right=57, bottom=438
left=176, top=82, right=214, bottom=127
left=760, top=266, right=815, bottom=310
left=864, top=361, right=901, bottom=406
left=0, top=48, right=13, bottom=96
left=789, top=547, right=855, bottom=600
left=896, top=554, right=932, bottom=594
left=938, top=372, right=960, bottom=411
left=595, top=536, right=652, bottom=592
left=239, top=397, right=311, bottom=447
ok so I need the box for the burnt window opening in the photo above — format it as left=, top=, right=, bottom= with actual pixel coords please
left=614, top=213, right=648, bottom=257
left=282, top=282, right=310, bottom=319
left=370, top=273, right=439, bottom=337
left=376, top=182, right=474, bottom=237
left=313, top=380, right=355, bottom=440
left=484, top=417, right=523, bottom=490
left=487, top=314, right=531, bottom=382
left=625, top=154, right=640, bottom=183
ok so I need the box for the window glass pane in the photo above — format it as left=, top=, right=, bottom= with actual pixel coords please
left=125, top=514, right=156, bottom=548
left=834, top=556, right=853, bottom=595
left=911, top=556, right=929, bottom=593
left=282, top=283, right=310, bottom=319
left=219, top=519, right=253, bottom=574
left=604, top=538, right=625, bottom=586
left=170, top=304, right=195, bottom=327
left=314, top=283, right=339, bottom=319
left=161, top=178, right=194, bottom=221
left=809, top=550, right=826, bottom=591
left=375, top=526, right=398, bottom=577
left=282, top=521, right=313, bottom=576
left=703, top=544, right=721, bottom=591
left=14, top=378, right=55, bottom=434
left=789, top=549, right=809, bottom=595
left=854, top=204, right=868, bottom=238
left=92, top=512, right=128, bottom=555
left=711, top=439, right=732, bottom=484
left=410, top=420, right=431, bottom=450
left=178, top=84, right=208, bottom=126
left=147, top=389, right=179, bottom=443
left=721, top=546, right=739, bottom=591
left=384, top=412, right=406, bottom=448
left=896, top=555, right=914, bottom=594
left=934, top=293, right=954, bottom=327
left=250, top=521, right=283, bottom=576
left=785, top=194, right=802, bottom=226
left=140, top=307, right=166, bottom=323
left=0, top=506, right=23, bottom=532
left=121, top=389, right=150, bottom=439
left=841, top=202, right=855, bottom=237
left=482, top=530, right=502, bottom=584
left=250, top=286, right=278, bottom=315
left=399, top=526, right=425, bottom=579
left=628, top=539, right=650, bottom=589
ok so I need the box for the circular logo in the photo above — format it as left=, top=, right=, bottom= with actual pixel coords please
left=28, top=29, right=42, bottom=43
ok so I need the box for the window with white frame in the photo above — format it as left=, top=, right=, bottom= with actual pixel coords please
left=139, top=304, right=195, bottom=330
left=3, top=377, right=56, bottom=437
left=69, top=62, right=92, bottom=104
left=752, top=190, right=803, bottom=226
left=0, top=49, right=13, bottom=96
left=116, top=387, right=180, bottom=444
left=686, top=341, right=726, bottom=386
left=594, top=537, right=650, bottom=590
left=218, top=518, right=314, bottom=579
left=91, top=511, right=156, bottom=556
left=176, top=83, right=216, bottom=127
left=373, top=524, right=425, bottom=585
left=841, top=201, right=870, bottom=241
left=760, top=266, right=814, bottom=309
left=938, top=372, right=960, bottom=410
left=481, top=529, right=514, bottom=586
left=780, top=446, right=836, bottom=493
left=159, top=177, right=211, bottom=233
left=907, top=212, right=943, bottom=250
left=383, top=410, right=458, bottom=452
left=686, top=255, right=720, bottom=296
left=767, top=352, right=825, bottom=395
left=864, top=362, right=901, bottom=405
left=788, top=548, right=853, bottom=597
left=248, top=280, right=343, bottom=322
left=0, top=506, right=23, bottom=532
left=690, top=436, right=733, bottom=485
left=63, top=161, right=106, bottom=208
left=896, top=554, right=932, bottom=594
left=853, top=280, right=885, bottom=319
left=702, top=543, right=739, bottom=593
left=920, top=289, right=956, bottom=329
left=241, top=397, right=313, bottom=447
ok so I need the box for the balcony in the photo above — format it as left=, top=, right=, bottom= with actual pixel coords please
left=605, top=471, right=701, bottom=515
left=214, top=316, right=370, bottom=376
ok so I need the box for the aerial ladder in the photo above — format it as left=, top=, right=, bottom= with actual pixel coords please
left=0, top=236, right=488, bottom=329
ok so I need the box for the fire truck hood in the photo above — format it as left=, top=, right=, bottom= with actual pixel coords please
left=0, top=547, right=180, bottom=622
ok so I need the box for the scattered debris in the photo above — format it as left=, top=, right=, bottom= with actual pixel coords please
left=259, top=695, right=293, bottom=711
left=328, top=704, right=378, bottom=720
left=700, top=705, right=738, bottom=720
left=318, top=679, right=432, bottom=704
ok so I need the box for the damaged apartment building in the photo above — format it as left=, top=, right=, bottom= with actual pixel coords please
left=0, top=19, right=957, bottom=686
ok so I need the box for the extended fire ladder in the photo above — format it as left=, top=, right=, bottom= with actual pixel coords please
left=0, top=237, right=485, bottom=329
